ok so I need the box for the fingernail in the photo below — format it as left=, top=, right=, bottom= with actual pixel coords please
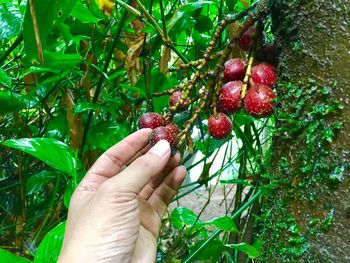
left=149, top=140, right=170, bottom=158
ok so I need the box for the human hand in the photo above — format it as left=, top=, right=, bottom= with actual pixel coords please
left=58, top=128, right=186, bottom=263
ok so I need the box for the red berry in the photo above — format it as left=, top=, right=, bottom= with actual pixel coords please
left=208, top=113, right=232, bottom=139
left=251, top=63, right=276, bottom=87
left=218, top=81, right=243, bottom=114
left=244, top=84, right=276, bottom=118
left=149, top=126, right=178, bottom=154
left=169, top=91, right=189, bottom=111
left=238, top=25, right=256, bottom=51
left=166, top=123, right=180, bottom=136
left=223, top=58, right=247, bottom=82
left=138, top=112, right=164, bottom=129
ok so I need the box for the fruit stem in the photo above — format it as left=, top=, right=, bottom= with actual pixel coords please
left=241, top=51, right=255, bottom=99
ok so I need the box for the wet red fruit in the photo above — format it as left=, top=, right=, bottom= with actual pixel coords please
left=251, top=63, right=276, bottom=87
left=169, top=91, right=190, bottom=111
left=218, top=81, right=243, bottom=114
left=138, top=112, right=164, bottom=129
left=238, top=25, right=256, bottom=51
left=223, top=58, right=247, bottom=82
left=208, top=113, right=232, bottom=139
left=166, top=123, right=180, bottom=136
left=149, top=126, right=178, bottom=154
left=244, top=84, right=276, bottom=118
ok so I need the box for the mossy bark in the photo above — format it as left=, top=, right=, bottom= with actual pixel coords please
left=267, top=0, right=350, bottom=261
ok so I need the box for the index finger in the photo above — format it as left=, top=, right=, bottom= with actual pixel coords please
left=78, top=128, right=152, bottom=190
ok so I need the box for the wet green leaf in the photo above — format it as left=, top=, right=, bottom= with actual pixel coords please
left=2, top=138, right=80, bottom=176
left=34, top=222, right=66, bottom=263
left=170, top=207, right=201, bottom=230
left=87, top=121, right=130, bottom=151
left=0, top=2, right=24, bottom=40
left=26, top=170, right=60, bottom=195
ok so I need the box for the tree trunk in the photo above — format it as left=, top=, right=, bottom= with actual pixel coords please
left=263, top=0, right=350, bottom=261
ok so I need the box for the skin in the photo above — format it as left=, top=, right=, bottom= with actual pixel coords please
left=58, top=128, right=186, bottom=263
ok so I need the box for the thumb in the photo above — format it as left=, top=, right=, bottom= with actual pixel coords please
left=107, top=140, right=171, bottom=194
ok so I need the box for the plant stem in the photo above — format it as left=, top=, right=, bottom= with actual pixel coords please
left=0, top=35, right=23, bottom=65
left=79, top=6, right=129, bottom=157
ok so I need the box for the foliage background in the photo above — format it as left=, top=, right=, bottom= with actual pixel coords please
left=1, top=0, right=346, bottom=262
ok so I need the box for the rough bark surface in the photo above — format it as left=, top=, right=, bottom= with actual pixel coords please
left=270, top=0, right=350, bottom=261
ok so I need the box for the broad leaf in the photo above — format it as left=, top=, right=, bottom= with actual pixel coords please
left=26, top=170, right=61, bottom=195
left=2, top=138, right=79, bottom=176
left=0, top=2, right=24, bottom=40
left=34, top=222, right=66, bottom=263
left=70, top=1, right=102, bottom=24
left=43, top=51, right=82, bottom=70
left=203, top=216, right=238, bottom=233
left=87, top=121, right=130, bottom=151
left=170, top=207, right=201, bottom=230
left=225, top=242, right=260, bottom=259
left=0, top=248, right=32, bottom=263
left=23, top=0, right=78, bottom=61
left=0, top=90, right=26, bottom=114
left=188, top=239, right=225, bottom=261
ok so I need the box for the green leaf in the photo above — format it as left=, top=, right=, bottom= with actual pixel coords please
left=194, top=15, right=213, bottom=33
left=167, top=1, right=214, bottom=34
left=87, top=121, right=130, bottom=151
left=170, top=207, right=201, bottom=230
left=189, top=239, right=225, bottom=261
left=43, top=51, right=82, bottom=70
left=26, top=170, right=60, bottom=195
left=23, top=0, right=78, bottom=61
left=0, top=2, right=24, bottom=40
left=2, top=138, right=79, bottom=176
left=225, top=242, right=260, bottom=259
left=0, top=68, right=12, bottom=88
left=0, top=248, right=32, bottom=263
left=0, top=90, right=27, bottom=114
left=34, top=222, right=66, bottom=263
left=70, top=1, right=102, bottom=24
left=203, top=216, right=238, bottom=233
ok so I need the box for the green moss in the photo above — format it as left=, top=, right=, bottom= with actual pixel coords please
left=258, top=80, right=345, bottom=261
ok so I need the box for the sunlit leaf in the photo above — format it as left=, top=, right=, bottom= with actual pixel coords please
left=0, top=248, right=32, bottom=263
left=2, top=138, right=80, bottom=176
left=34, top=222, right=66, bottom=263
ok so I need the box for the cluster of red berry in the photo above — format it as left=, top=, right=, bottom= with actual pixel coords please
left=138, top=25, right=277, bottom=151
left=208, top=59, right=276, bottom=139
